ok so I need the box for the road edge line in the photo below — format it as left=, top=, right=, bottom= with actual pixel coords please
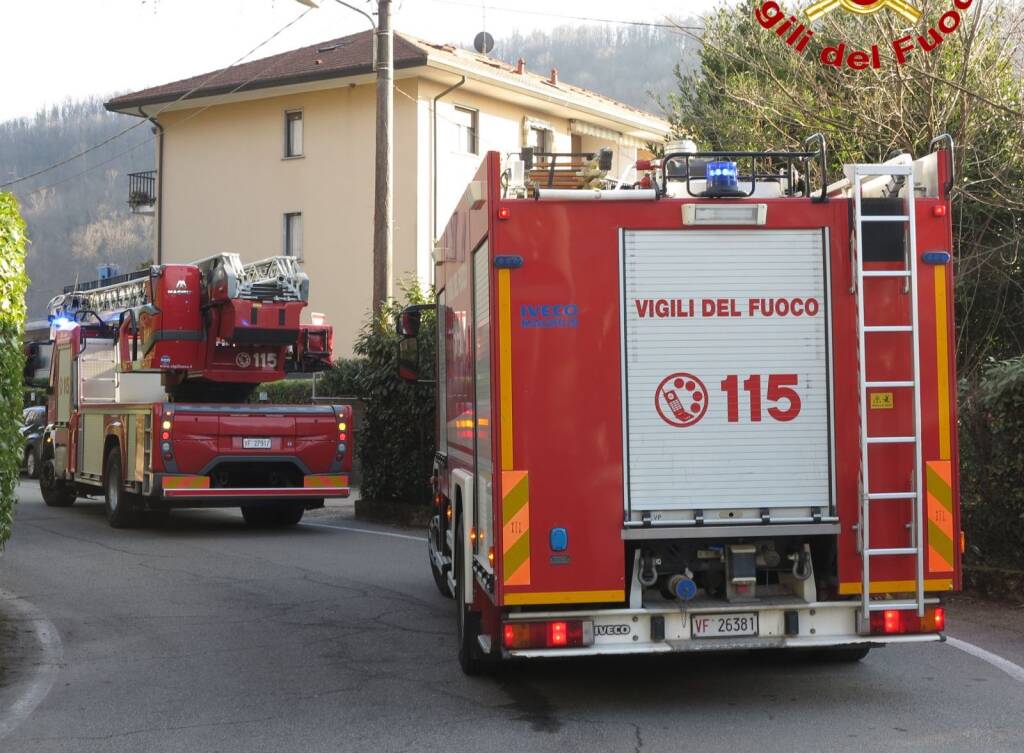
left=300, top=521, right=422, bottom=541
left=947, top=636, right=1024, bottom=684
left=0, top=588, right=64, bottom=741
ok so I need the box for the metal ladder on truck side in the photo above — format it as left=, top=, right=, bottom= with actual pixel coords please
left=851, top=163, right=926, bottom=626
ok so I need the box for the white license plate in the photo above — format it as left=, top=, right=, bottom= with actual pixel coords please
left=243, top=438, right=272, bottom=449
left=691, top=613, right=758, bottom=639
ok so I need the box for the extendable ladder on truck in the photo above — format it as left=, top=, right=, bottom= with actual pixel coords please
left=851, top=163, right=926, bottom=626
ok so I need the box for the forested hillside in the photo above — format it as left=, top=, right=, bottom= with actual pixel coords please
left=490, top=23, right=699, bottom=112
left=0, top=98, right=154, bottom=320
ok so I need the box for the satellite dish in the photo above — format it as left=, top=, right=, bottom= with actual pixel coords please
left=474, top=31, right=495, bottom=54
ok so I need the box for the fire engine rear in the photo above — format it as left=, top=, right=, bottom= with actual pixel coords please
left=40, top=254, right=352, bottom=528
left=400, top=136, right=961, bottom=673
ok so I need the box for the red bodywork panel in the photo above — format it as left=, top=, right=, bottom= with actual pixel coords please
left=118, top=264, right=332, bottom=383
left=436, top=152, right=960, bottom=609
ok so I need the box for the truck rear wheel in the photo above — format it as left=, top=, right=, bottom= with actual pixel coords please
left=39, top=460, right=76, bottom=507
left=104, top=449, right=138, bottom=528
left=241, top=503, right=304, bottom=528
left=455, top=515, right=489, bottom=675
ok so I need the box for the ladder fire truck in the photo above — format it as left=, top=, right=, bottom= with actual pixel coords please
left=399, top=136, right=961, bottom=672
left=39, top=254, right=352, bottom=528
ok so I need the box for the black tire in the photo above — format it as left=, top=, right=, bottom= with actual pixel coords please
left=104, top=449, right=138, bottom=528
left=39, top=459, right=76, bottom=507
left=24, top=447, right=40, bottom=479
left=455, top=515, right=488, bottom=675
left=428, top=515, right=453, bottom=598
left=241, top=503, right=304, bottom=528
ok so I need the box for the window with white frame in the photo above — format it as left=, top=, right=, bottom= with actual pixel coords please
left=527, top=124, right=553, bottom=165
left=284, top=212, right=303, bottom=258
left=285, top=110, right=303, bottom=157
left=452, top=105, right=478, bottom=155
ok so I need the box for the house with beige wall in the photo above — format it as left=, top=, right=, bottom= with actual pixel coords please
left=107, top=30, right=671, bottom=354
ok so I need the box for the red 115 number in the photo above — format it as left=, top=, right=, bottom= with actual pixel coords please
left=720, top=374, right=801, bottom=423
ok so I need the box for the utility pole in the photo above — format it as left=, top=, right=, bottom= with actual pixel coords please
left=372, top=0, right=394, bottom=315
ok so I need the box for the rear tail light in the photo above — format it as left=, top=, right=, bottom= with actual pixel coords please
left=869, top=606, right=945, bottom=635
left=501, top=620, right=592, bottom=650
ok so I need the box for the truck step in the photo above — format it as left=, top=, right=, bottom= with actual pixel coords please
left=867, top=547, right=919, bottom=556
left=864, top=325, right=914, bottom=333
left=867, top=601, right=922, bottom=612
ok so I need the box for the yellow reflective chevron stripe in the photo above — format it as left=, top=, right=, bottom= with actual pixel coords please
left=504, top=589, right=625, bottom=606
left=502, top=470, right=530, bottom=586
left=839, top=579, right=953, bottom=595
left=926, top=461, right=955, bottom=572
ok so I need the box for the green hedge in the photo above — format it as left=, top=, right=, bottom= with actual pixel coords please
left=0, top=194, right=29, bottom=548
left=352, top=283, right=435, bottom=506
left=959, top=356, right=1024, bottom=570
left=255, top=283, right=435, bottom=507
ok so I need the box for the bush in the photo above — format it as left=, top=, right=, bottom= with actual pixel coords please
left=352, top=282, right=435, bottom=507
left=959, top=356, right=1024, bottom=570
left=0, top=194, right=29, bottom=548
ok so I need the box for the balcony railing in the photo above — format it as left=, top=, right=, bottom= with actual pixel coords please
left=128, top=170, right=156, bottom=214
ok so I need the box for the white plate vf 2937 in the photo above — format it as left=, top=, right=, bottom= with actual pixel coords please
left=691, top=613, right=759, bottom=639
left=243, top=438, right=272, bottom=449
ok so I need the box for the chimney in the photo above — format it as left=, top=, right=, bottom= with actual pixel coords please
left=515, top=57, right=525, bottom=74
left=549, top=68, right=558, bottom=86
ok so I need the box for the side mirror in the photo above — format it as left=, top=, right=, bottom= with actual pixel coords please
left=395, top=308, right=422, bottom=338
left=398, top=337, right=420, bottom=383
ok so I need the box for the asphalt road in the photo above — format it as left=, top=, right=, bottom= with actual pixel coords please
left=2, top=480, right=1024, bottom=753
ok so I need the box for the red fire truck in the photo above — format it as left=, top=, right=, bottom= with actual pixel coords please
left=399, top=137, right=961, bottom=673
left=40, top=254, right=352, bottom=528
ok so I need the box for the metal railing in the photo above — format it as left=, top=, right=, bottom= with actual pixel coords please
left=127, top=170, right=156, bottom=211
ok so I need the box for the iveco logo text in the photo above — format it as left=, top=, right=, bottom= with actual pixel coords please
left=520, top=304, right=579, bottom=329
left=594, top=624, right=631, bottom=637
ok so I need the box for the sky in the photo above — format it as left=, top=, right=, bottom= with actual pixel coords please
left=0, top=0, right=726, bottom=122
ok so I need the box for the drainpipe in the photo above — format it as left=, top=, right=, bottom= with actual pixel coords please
left=138, top=107, right=164, bottom=264
left=432, top=76, right=466, bottom=247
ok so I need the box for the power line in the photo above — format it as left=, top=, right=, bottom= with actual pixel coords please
left=21, top=9, right=323, bottom=200
left=421, top=0, right=704, bottom=31
left=1, top=5, right=314, bottom=191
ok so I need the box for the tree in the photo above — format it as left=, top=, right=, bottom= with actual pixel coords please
left=0, top=193, right=29, bottom=547
left=667, top=0, right=1024, bottom=377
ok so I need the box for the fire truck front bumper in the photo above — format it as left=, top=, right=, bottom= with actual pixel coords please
left=154, top=473, right=350, bottom=507
left=499, top=601, right=944, bottom=659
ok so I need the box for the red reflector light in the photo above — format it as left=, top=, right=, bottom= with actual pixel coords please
left=497, top=206, right=511, bottom=220
left=161, top=432, right=170, bottom=440
left=338, top=433, right=347, bottom=442
left=869, top=606, right=946, bottom=635
left=549, top=621, right=568, bottom=647
left=933, top=205, right=948, bottom=217
left=163, top=452, right=173, bottom=460
left=502, top=620, right=589, bottom=650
